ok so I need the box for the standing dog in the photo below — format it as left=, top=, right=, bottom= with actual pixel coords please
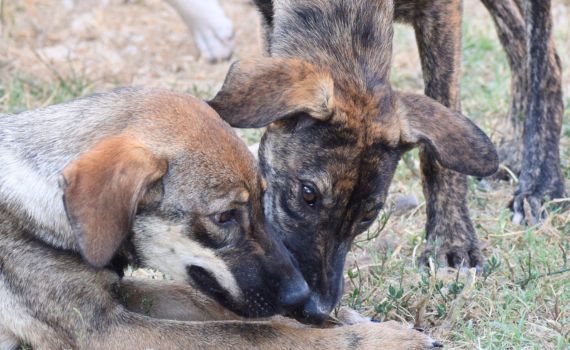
left=0, top=87, right=439, bottom=349
left=211, top=0, right=564, bottom=325
left=210, top=0, right=499, bottom=324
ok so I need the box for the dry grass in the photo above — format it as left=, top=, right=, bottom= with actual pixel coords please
left=1, top=0, right=569, bottom=349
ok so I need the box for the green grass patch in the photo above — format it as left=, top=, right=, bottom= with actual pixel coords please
left=0, top=73, right=90, bottom=114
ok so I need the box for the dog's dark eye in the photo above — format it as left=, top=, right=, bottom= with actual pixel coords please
left=302, top=185, right=318, bottom=207
left=215, top=210, right=236, bottom=225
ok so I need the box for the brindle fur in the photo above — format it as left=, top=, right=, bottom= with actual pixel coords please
left=0, top=87, right=439, bottom=349
left=211, top=0, right=499, bottom=324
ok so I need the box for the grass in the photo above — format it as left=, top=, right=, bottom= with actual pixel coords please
left=0, top=72, right=91, bottom=113
left=1, top=1, right=569, bottom=349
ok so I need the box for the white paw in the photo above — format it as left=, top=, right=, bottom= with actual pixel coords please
left=192, top=21, right=235, bottom=63
left=167, top=0, right=235, bottom=63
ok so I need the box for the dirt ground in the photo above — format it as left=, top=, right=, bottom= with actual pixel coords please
left=1, top=0, right=569, bottom=97
left=0, top=0, right=262, bottom=93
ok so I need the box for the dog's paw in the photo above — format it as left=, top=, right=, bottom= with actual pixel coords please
left=328, top=309, right=442, bottom=348
left=511, top=193, right=546, bottom=226
left=191, top=19, right=235, bottom=63
left=418, top=238, right=483, bottom=271
left=168, top=0, right=235, bottom=63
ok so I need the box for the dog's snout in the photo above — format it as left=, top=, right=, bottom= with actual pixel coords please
left=278, top=276, right=310, bottom=310
left=289, top=295, right=335, bottom=325
left=299, top=298, right=330, bottom=325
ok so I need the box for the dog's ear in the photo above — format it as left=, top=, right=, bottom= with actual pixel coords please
left=61, top=136, right=168, bottom=268
left=395, top=92, right=498, bottom=177
left=208, top=58, right=334, bottom=127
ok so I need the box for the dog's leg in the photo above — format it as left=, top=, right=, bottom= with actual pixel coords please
left=118, top=277, right=241, bottom=322
left=166, top=0, right=234, bottom=63
left=4, top=280, right=437, bottom=350
left=5, top=277, right=438, bottom=349
left=481, top=0, right=528, bottom=178
left=91, top=315, right=438, bottom=350
left=407, top=0, right=484, bottom=268
left=510, top=0, right=565, bottom=224
left=119, top=279, right=381, bottom=328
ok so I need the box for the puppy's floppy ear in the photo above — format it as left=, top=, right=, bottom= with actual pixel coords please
left=62, top=136, right=168, bottom=268
left=395, top=92, right=499, bottom=177
left=208, top=58, right=334, bottom=127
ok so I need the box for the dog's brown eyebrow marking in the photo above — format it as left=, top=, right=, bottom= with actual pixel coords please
left=222, top=189, right=250, bottom=206
left=236, top=190, right=250, bottom=203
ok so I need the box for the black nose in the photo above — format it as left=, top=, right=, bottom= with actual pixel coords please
left=278, top=276, right=310, bottom=310
left=292, top=297, right=330, bottom=325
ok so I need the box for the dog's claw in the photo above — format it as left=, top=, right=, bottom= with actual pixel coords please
left=511, top=193, right=544, bottom=226
left=419, top=245, right=483, bottom=270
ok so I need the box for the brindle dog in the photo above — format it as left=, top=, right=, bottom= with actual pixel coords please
left=210, top=0, right=564, bottom=324
left=210, top=0, right=500, bottom=324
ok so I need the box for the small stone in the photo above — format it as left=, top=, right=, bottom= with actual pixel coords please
left=393, top=194, right=419, bottom=216
left=477, top=179, right=493, bottom=192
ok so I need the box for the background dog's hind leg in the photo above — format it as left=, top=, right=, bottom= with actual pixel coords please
left=407, top=0, right=484, bottom=268
left=510, top=0, right=565, bottom=225
left=481, top=0, right=528, bottom=180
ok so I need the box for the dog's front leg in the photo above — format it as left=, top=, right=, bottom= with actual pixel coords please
left=407, top=0, right=484, bottom=269
left=97, top=279, right=439, bottom=349
left=119, top=278, right=383, bottom=327
left=118, top=277, right=241, bottom=322
left=90, top=313, right=439, bottom=350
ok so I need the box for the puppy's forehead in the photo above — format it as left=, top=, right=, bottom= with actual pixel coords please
left=134, top=90, right=259, bottom=185
left=169, top=151, right=257, bottom=203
